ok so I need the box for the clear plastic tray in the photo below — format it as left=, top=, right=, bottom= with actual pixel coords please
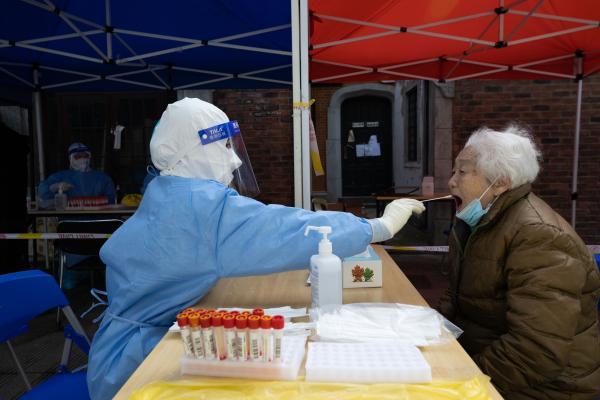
left=305, top=342, right=432, bottom=383
left=181, top=335, right=307, bottom=381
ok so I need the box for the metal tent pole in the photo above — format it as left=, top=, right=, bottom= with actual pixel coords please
left=32, top=67, right=45, bottom=180
left=291, top=0, right=302, bottom=207
left=571, top=77, right=583, bottom=228
left=300, top=0, right=311, bottom=210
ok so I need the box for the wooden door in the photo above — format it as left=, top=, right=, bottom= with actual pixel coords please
left=341, top=95, right=392, bottom=196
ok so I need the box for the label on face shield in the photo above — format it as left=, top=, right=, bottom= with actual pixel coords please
left=198, top=121, right=241, bottom=145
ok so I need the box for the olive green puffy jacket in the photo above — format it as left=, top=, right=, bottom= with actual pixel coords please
left=439, top=184, right=600, bottom=400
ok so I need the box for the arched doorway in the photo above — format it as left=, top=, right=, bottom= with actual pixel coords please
left=340, top=95, right=392, bottom=195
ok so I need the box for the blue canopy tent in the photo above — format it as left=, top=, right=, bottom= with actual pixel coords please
left=1, top=0, right=314, bottom=209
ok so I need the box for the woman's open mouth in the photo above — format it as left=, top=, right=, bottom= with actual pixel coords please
left=452, top=195, right=463, bottom=211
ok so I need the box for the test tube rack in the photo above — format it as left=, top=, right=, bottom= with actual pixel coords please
left=180, top=335, right=307, bottom=381
left=305, top=342, right=432, bottom=383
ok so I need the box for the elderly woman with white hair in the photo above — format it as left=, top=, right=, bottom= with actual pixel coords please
left=440, top=125, right=600, bottom=400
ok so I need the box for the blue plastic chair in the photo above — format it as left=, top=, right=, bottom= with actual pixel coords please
left=0, top=270, right=92, bottom=400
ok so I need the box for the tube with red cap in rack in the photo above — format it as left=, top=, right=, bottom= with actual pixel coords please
left=260, top=315, right=273, bottom=362
left=235, top=315, right=248, bottom=361
left=177, top=313, right=194, bottom=357
left=248, top=315, right=261, bottom=362
left=223, top=314, right=236, bottom=360
left=211, top=312, right=226, bottom=360
left=271, top=315, right=285, bottom=362
left=200, top=314, right=216, bottom=360
left=188, top=313, right=204, bottom=359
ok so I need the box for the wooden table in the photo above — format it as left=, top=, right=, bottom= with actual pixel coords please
left=114, top=246, right=502, bottom=400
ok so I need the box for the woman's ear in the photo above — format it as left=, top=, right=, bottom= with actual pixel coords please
left=493, top=177, right=511, bottom=196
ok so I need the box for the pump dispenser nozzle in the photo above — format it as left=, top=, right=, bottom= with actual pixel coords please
left=304, top=225, right=333, bottom=255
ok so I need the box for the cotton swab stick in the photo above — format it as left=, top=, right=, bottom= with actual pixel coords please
left=421, top=195, right=453, bottom=203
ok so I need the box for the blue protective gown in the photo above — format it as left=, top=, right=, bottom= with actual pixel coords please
left=87, top=176, right=372, bottom=399
left=38, top=169, right=116, bottom=203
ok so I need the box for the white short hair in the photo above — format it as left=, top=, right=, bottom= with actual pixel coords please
left=465, top=125, right=542, bottom=188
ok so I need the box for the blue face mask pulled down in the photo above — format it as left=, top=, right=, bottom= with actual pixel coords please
left=456, top=180, right=496, bottom=228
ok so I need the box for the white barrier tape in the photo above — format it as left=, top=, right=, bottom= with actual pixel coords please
left=384, top=245, right=600, bottom=254
left=0, top=233, right=111, bottom=239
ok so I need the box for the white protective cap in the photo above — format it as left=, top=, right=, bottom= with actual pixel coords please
left=150, top=97, right=242, bottom=184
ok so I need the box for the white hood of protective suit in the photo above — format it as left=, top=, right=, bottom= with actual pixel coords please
left=150, top=97, right=242, bottom=184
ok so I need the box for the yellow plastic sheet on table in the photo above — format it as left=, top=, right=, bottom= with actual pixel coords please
left=129, top=375, right=492, bottom=400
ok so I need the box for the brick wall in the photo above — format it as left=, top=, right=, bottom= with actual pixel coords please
left=453, top=75, right=600, bottom=243
left=312, top=85, right=341, bottom=192
left=213, top=89, right=294, bottom=205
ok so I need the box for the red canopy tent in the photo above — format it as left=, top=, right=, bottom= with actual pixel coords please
left=306, top=0, right=600, bottom=227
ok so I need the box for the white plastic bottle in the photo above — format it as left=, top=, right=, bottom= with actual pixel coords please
left=54, top=185, right=68, bottom=210
left=304, top=226, right=342, bottom=308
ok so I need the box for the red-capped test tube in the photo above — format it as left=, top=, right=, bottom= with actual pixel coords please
left=200, top=314, right=216, bottom=360
left=271, top=315, right=285, bottom=363
left=260, top=315, right=273, bottom=362
left=211, top=312, right=226, bottom=360
left=248, top=315, right=261, bottom=362
left=176, top=313, right=194, bottom=357
left=188, top=313, right=204, bottom=359
left=235, top=315, right=248, bottom=361
left=222, top=314, right=236, bottom=360
left=252, top=309, right=265, bottom=355
left=252, top=308, right=264, bottom=316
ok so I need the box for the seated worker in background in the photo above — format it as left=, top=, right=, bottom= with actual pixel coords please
left=87, top=98, right=426, bottom=399
left=440, top=125, right=600, bottom=400
left=38, top=142, right=116, bottom=204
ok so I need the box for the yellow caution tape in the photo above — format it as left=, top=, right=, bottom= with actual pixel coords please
left=293, top=99, right=316, bottom=109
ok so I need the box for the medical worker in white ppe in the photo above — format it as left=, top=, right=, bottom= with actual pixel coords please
left=87, top=97, right=425, bottom=399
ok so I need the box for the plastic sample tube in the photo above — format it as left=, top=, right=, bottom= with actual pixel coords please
left=252, top=308, right=264, bottom=316
left=248, top=315, right=262, bottom=362
left=223, top=314, right=236, bottom=360
left=176, top=313, right=194, bottom=357
left=200, top=314, right=216, bottom=360
left=260, top=315, right=273, bottom=362
left=235, top=315, right=248, bottom=361
left=271, top=315, right=285, bottom=363
left=212, top=312, right=226, bottom=360
left=188, top=313, right=204, bottom=359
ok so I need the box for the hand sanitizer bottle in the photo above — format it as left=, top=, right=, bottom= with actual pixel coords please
left=304, top=226, right=342, bottom=308
left=54, top=184, right=68, bottom=210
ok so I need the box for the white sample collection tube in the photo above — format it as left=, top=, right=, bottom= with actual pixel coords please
left=271, top=315, right=285, bottom=362
left=223, top=315, right=237, bottom=360
left=235, top=315, right=249, bottom=361
left=212, top=313, right=226, bottom=360
left=188, top=313, right=204, bottom=359
left=200, top=314, right=216, bottom=360
left=176, top=313, right=194, bottom=357
left=260, top=315, right=273, bottom=362
left=248, top=315, right=262, bottom=362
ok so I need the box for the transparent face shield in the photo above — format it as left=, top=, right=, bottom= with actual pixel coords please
left=199, top=120, right=260, bottom=198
